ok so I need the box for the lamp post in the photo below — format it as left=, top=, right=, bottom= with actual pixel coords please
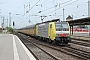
left=63, top=8, right=65, bottom=21
left=9, top=12, right=11, bottom=27
left=88, top=0, right=90, bottom=16
left=88, top=0, right=90, bottom=36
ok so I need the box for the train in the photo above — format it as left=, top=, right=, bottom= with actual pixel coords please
left=18, top=19, right=71, bottom=45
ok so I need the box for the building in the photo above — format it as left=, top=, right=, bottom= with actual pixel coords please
left=66, top=15, right=73, bottom=21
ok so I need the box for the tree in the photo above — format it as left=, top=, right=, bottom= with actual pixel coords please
left=6, top=27, right=13, bottom=34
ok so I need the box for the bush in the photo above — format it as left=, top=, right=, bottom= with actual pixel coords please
left=0, top=30, right=2, bottom=33
left=7, top=27, right=13, bottom=34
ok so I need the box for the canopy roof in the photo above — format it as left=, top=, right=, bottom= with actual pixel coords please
left=66, top=17, right=90, bottom=26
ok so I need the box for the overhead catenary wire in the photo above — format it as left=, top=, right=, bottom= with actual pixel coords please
left=31, top=0, right=87, bottom=17
left=66, top=9, right=87, bottom=15
left=35, top=0, right=73, bottom=15
left=33, top=0, right=79, bottom=21
left=33, top=0, right=79, bottom=23
left=45, top=0, right=79, bottom=15
left=26, top=0, right=40, bottom=14
left=65, top=1, right=88, bottom=19
left=64, top=1, right=88, bottom=14
left=27, top=0, right=87, bottom=24
left=28, top=0, right=76, bottom=15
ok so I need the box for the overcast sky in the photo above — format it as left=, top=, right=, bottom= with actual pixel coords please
left=0, top=0, right=89, bottom=28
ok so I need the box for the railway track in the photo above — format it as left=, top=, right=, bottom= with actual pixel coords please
left=16, top=33, right=90, bottom=60
left=71, top=38, right=90, bottom=43
left=16, top=33, right=58, bottom=60
left=34, top=41, right=90, bottom=60
left=28, top=36, right=90, bottom=60
left=62, top=46, right=90, bottom=60
left=71, top=40, right=90, bottom=47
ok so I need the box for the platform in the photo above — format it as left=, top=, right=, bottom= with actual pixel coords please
left=0, top=34, right=36, bottom=60
left=70, top=32, right=90, bottom=40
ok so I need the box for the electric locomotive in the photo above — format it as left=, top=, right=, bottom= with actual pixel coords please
left=36, top=21, right=71, bottom=45
left=18, top=19, right=71, bottom=45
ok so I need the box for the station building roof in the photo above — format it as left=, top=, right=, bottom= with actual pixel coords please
left=66, top=17, right=90, bottom=26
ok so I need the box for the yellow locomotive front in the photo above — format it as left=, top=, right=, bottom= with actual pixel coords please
left=54, top=22, right=71, bottom=45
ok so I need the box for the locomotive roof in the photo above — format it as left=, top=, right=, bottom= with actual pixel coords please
left=36, top=19, right=60, bottom=25
left=55, top=21, right=68, bottom=24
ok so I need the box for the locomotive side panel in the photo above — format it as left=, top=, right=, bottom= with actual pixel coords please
left=37, top=23, right=49, bottom=38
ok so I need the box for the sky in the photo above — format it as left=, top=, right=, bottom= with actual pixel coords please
left=0, top=0, right=89, bottom=28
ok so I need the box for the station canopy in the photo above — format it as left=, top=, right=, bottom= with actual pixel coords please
left=66, top=17, right=90, bottom=26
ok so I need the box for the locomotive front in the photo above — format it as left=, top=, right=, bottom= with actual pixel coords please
left=55, top=22, right=71, bottom=45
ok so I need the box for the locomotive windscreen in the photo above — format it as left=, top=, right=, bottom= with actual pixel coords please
left=55, top=22, right=69, bottom=31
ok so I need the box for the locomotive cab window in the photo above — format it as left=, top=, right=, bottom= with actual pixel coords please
left=55, top=23, right=69, bottom=31
left=55, top=24, right=62, bottom=28
left=55, top=23, right=68, bottom=28
left=50, top=24, right=52, bottom=28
